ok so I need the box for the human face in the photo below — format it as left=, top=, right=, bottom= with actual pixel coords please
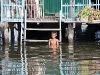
left=51, top=33, right=57, bottom=39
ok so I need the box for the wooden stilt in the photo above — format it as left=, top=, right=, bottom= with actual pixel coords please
left=9, top=26, right=11, bottom=44
left=4, top=26, right=9, bottom=45
left=2, top=22, right=9, bottom=45
left=20, top=45, right=24, bottom=75
left=17, top=23, right=21, bottom=43
left=68, top=23, right=74, bottom=45
left=11, top=23, right=14, bottom=44
left=20, top=22, right=23, bottom=46
left=59, top=10, right=62, bottom=42
left=4, top=45, right=9, bottom=59
left=24, top=43, right=28, bottom=75
left=2, top=31, right=5, bottom=45
left=68, top=0, right=75, bottom=45
left=14, top=23, right=18, bottom=44
left=65, top=27, right=68, bottom=38
left=24, top=10, right=27, bottom=45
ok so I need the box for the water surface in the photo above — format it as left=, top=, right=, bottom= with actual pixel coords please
left=0, top=42, right=100, bottom=75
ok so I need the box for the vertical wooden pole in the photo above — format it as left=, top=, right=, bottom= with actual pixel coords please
left=68, top=0, right=75, bottom=45
left=4, top=27, right=9, bottom=45
left=31, top=0, right=32, bottom=18
left=20, top=22, right=23, bottom=46
left=61, top=0, right=62, bottom=12
left=69, top=0, right=74, bottom=19
left=3, top=22, right=9, bottom=45
left=68, top=44, right=74, bottom=59
left=4, top=45, right=9, bottom=60
left=4, top=45, right=9, bottom=73
left=59, top=10, right=62, bottom=42
left=1, top=0, right=3, bottom=23
left=59, top=45, right=63, bottom=74
left=18, top=23, right=21, bottom=44
left=24, top=43, right=28, bottom=75
left=9, top=25, right=11, bottom=44
left=20, top=45, right=24, bottom=75
left=43, top=0, right=44, bottom=17
left=10, top=23, right=14, bottom=44
left=89, top=0, right=91, bottom=7
left=68, top=23, right=74, bottom=45
left=96, top=0, right=97, bottom=9
left=24, top=10, right=27, bottom=45
left=2, top=29, right=5, bottom=45
left=98, top=0, right=99, bottom=10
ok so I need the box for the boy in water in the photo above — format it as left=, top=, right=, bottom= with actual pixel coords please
left=48, top=32, right=59, bottom=48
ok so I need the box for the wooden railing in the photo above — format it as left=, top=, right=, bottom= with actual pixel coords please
left=61, top=0, right=100, bottom=21
left=26, top=0, right=44, bottom=19
left=1, top=0, right=24, bottom=22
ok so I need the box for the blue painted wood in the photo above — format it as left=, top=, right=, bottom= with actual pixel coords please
left=1, top=0, right=24, bottom=22
left=61, top=0, right=100, bottom=21
left=0, top=1, right=1, bottom=22
left=0, top=0, right=100, bottom=22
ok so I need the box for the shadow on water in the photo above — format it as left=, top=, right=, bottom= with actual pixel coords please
left=0, top=42, right=100, bottom=75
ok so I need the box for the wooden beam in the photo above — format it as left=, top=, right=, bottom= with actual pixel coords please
left=25, top=28, right=61, bottom=31
left=24, top=40, right=48, bottom=42
left=26, top=20, right=59, bottom=23
left=24, top=39, right=61, bottom=42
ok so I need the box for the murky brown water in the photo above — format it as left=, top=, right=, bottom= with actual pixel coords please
left=0, top=42, right=100, bottom=75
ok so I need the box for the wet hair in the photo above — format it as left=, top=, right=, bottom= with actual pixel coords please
left=51, top=31, right=57, bottom=35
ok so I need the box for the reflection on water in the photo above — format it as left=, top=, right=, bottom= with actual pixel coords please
left=0, top=42, right=100, bottom=75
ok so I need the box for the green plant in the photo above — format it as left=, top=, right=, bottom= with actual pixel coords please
left=77, top=6, right=100, bottom=22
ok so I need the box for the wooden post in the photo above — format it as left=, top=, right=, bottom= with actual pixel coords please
left=3, top=45, right=9, bottom=73
left=69, top=0, right=75, bottom=19
left=4, top=26, right=9, bottom=45
left=68, top=23, right=74, bottom=45
left=68, top=0, right=75, bottom=45
left=4, top=45, right=9, bottom=60
left=68, top=44, right=74, bottom=59
left=59, top=10, right=62, bottom=42
left=20, top=22, right=23, bottom=46
left=0, top=23, right=5, bottom=45
left=17, top=23, right=21, bottom=43
left=14, top=23, right=19, bottom=44
left=3, top=22, right=9, bottom=45
left=9, top=22, right=14, bottom=44
left=24, top=11, right=27, bottom=45
left=24, top=43, right=28, bottom=75
left=65, top=27, right=68, bottom=38
left=9, top=25, right=11, bottom=44
left=20, top=45, right=24, bottom=74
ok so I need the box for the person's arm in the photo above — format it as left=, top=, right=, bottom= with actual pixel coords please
left=48, top=39, right=51, bottom=46
left=56, top=39, right=59, bottom=47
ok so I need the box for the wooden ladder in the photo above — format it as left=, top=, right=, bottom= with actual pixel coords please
left=24, top=11, right=62, bottom=43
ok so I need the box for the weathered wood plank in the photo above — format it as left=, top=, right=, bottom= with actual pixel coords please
left=24, top=39, right=61, bottom=42
left=25, top=28, right=61, bottom=31
left=24, top=40, right=48, bottom=42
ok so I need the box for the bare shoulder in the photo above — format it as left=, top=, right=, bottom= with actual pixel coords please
left=49, top=39, right=52, bottom=41
left=49, top=39, right=52, bottom=42
left=56, top=39, right=59, bottom=41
